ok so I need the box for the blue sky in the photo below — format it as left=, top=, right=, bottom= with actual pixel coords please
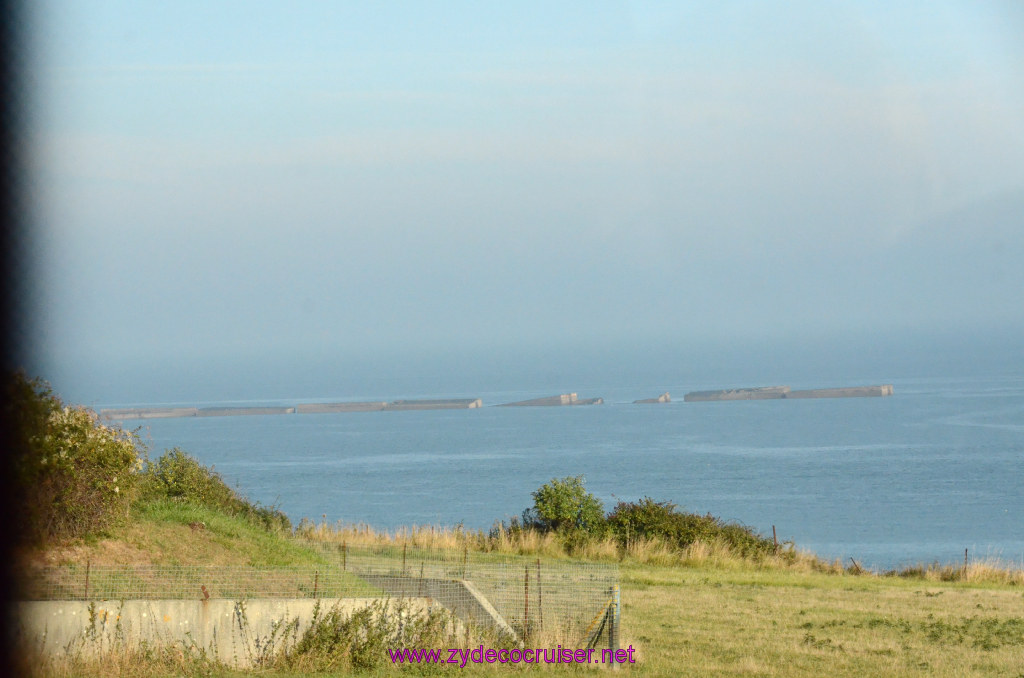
left=24, top=1, right=1024, bottom=401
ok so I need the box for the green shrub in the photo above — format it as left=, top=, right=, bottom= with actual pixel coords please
left=522, top=475, right=606, bottom=536
left=607, top=496, right=775, bottom=557
left=273, top=599, right=458, bottom=672
left=142, top=447, right=237, bottom=507
left=141, top=448, right=291, bottom=532
left=5, top=371, right=143, bottom=543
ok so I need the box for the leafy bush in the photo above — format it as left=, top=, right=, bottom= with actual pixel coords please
left=607, top=496, right=775, bottom=557
left=522, top=475, right=606, bottom=536
left=5, top=372, right=142, bottom=543
left=141, top=448, right=291, bottom=532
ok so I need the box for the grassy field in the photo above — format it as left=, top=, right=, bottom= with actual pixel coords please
left=27, top=519, right=1024, bottom=677
left=617, top=564, right=1024, bottom=678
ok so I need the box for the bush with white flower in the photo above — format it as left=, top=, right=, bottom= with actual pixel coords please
left=7, top=372, right=143, bottom=542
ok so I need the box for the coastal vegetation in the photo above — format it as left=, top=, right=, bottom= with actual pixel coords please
left=10, top=373, right=1024, bottom=677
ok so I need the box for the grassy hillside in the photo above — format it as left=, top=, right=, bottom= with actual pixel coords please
left=21, top=499, right=325, bottom=569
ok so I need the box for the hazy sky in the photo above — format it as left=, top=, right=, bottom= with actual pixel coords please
left=24, top=1, right=1024, bottom=401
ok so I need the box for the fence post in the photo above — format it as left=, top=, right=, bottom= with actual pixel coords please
left=523, top=566, right=530, bottom=641
left=84, top=560, right=90, bottom=599
left=402, top=544, right=407, bottom=575
left=313, top=570, right=319, bottom=598
left=418, top=562, right=425, bottom=596
left=461, top=546, right=468, bottom=579
left=609, top=584, right=620, bottom=667
left=536, top=559, right=543, bottom=631
left=772, top=525, right=778, bottom=553
left=340, top=542, right=347, bottom=571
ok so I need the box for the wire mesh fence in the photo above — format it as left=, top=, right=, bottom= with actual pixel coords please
left=18, top=565, right=381, bottom=601
left=301, top=541, right=619, bottom=646
left=18, top=544, right=619, bottom=646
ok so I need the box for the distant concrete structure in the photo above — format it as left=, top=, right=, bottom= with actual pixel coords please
left=684, top=385, right=894, bottom=402
left=100, top=398, right=485, bottom=420
left=785, top=385, right=894, bottom=399
left=634, top=392, right=671, bottom=404
left=498, top=393, right=603, bottom=407
left=100, top=407, right=197, bottom=420
left=684, top=386, right=791, bottom=402
left=384, top=399, right=483, bottom=411
left=295, top=402, right=388, bottom=413
left=197, top=406, right=296, bottom=417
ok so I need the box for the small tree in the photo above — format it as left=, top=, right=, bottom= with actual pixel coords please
left=523, top=475, right=605, bottom=534
left=6, top=371, right=143, bottom=543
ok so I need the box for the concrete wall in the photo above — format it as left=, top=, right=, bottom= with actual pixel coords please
left=295, top=402, right=387, bottom=413
left=358, top=576, right=517, bottom=640
left=17, top=597, right=435, bottom=668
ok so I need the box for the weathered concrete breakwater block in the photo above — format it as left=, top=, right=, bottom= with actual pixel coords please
left=197, top=406, right=296, bottom=417
left=785, top=385, right=895, bottom=398
left=385, top=399, right=483, bottom=410
left=295, top=402, right=388, bottom=413
left=99, top=407, right=198, bottom=420
left=498, top=393, right=604, bottom=407
left=102, top=398, right=485, bottom=420
left=634, top=392, right=671, bottom=404
left=683, top=386, right=791, bottom=402
left=684, top=385, right=894, bottom=402
left=17, top=597, right=438, bottom=668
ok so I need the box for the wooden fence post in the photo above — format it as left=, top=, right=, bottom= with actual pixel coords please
left=536, top=559, right=543, bottom=631
left=609, top=584, right=621, bottom=669
left=523, top=566, right=530, bottom=640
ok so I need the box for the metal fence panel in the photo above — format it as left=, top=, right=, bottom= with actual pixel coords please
left=18, top=543, right=619, bottom=646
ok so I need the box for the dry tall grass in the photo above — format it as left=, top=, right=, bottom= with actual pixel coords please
left=295, top=519, right=1024, bottom=584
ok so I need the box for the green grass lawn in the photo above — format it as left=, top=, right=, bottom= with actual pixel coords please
left=615, top=564, right=1024, bottom=677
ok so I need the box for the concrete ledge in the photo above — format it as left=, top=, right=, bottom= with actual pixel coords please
left=357, top=575, right=517, bottom=640
left=17, top=597, right=436, bottom=667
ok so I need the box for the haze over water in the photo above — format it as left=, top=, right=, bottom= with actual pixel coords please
left=92, top=335, right=1024, bottom=573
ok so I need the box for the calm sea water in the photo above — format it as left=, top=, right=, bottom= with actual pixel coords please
left=120, top=372, right=1024, bottom=572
